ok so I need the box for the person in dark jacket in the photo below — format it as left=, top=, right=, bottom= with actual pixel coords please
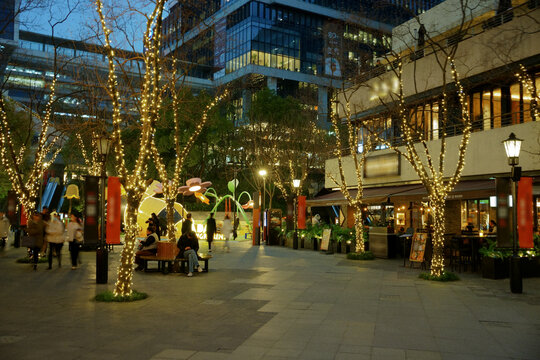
left=206, top=213, right=216, bottom=252
left=181, top=213, right=192, bottom=235
left=176, top=231, right=201, bottom=276
left=135, top=226, right=159, bottom=271
left=147, top=213, right=162, bottom=239
left=26, top=212, right=45, bottom=270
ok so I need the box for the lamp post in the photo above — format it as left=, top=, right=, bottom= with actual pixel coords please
left=293, top=179, right=301, bottom=250
left=258, top=169, right=267, bottom=244
left=503, top=132, right=522, bottom=294
left=229, top=161, right=240, bottom=240
left=96, top=135, right=111, bottom=284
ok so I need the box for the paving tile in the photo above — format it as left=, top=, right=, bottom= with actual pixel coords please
left=151, top=349, right=196, bottom=360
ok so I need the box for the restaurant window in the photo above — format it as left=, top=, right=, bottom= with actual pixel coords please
left=492, top=88, right=502, bottom=128
left=510, top=82, right=520, bottom=124
left=461, top=199, right=495, bottom=231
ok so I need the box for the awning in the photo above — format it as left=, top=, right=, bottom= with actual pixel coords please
left=307, top=180, right=497, bottom=207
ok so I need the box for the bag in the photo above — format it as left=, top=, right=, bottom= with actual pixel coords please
left=74, top=229, right=84, bottom=243
left=21, top=236, right=36, bottom=248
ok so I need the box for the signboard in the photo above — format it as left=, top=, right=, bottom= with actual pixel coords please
left=298, top=195, right=306, bottom=229
left=83, top=176, right=99, bottom=246
left=365, top=153, right=400, bottom=178
left=320, top=228, right=331, bottom=251
left=106, top=176, right=121, bottom=245
left=518, top=177, right=533, bottom=248
left=496, top=178, right=511, bottom=247
left=409, top=233, right=427, bottom=262
left=323, top=21, right=342, bottom=77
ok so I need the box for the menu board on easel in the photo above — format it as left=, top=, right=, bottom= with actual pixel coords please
left=409, top=233, right=427, bottom=262
left=320, top=229, right=331, bottom=251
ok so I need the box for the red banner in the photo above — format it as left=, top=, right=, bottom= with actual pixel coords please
left=106, top=176, right=121, bottom=244
left=298, top=195, right=306, bottom=229
left=518, top=177, right=533, bottom=248
left=20, top=204, right=27, bottom=226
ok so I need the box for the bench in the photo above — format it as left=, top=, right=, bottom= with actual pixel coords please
left=140, top=254, right=212, bottom=274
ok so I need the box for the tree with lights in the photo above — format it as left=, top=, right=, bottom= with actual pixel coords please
left=0, top=75, right=63, bottom=218
left=150, top=67, right=228, bottom=242
left=95, top=0, right=167, bottom=296
left=350, top=7, right=475, bottom=276
left=328, top=90, right=371, bottom=254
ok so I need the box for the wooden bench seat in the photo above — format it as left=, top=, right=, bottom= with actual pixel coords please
left=140, top=254, right=212, bottom=274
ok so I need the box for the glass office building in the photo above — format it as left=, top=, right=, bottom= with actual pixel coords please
left=162, top=0, right=442, bottom=126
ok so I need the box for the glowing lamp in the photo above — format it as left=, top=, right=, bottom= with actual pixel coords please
left=189, top=185, right=202, bottom=192
left=503, top=132, right=522, bottom=166
left=293, top=179, right=301, bottom=188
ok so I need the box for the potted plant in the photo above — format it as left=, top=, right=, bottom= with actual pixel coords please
left=479, top=241, right=510, bottom=279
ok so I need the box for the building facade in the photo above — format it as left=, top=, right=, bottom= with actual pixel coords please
left=162, top=0, right=442, bottom=126
left=319, top=0, right=540, bottom=235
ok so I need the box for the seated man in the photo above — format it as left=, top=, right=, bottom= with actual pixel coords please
left=135, top=226, right=159, bottom=271
left=177, top=231, right=202, bottom=277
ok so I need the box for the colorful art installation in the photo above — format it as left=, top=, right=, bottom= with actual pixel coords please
left=131, top=180, right=188, bottom=237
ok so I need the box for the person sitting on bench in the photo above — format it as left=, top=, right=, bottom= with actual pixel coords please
left=177, top=231, right=202, bottom=277
left=135, top=226, right=158, bottom=271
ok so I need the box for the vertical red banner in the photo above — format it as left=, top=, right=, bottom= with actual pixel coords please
left=297, top=195, right=306, bottom=229
left=106, top=176, right=121, bottom=245
left=20, top=205, right=27, bottom=226
left=518, top=177, right=533, bottom=248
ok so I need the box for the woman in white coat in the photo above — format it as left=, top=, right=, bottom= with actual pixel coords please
left=222, top=215, right=232, bottom=252
left=46, top=212, right=65, bottom=269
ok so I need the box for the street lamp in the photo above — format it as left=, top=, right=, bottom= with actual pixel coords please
left=293, top=179, right=301, bottom=250
left=258, top=169, right=267, bottom=244
left=503, top=132, right=522, bottom=294
left=96, top=134, right=111, bottom=284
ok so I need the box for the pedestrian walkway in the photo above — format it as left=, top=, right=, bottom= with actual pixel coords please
left=0, top=241, right=539, bottom=360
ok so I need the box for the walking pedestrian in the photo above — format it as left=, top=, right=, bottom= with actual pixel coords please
left=0, top=211, right=10, bottom=249
left=45, top=211, right=65, bottom=269
left=222, top=214, right=232, bottom=252
left=206, top=212, right=216, bottom=252
left=66, top=212, right=83, bottom=270
left=26, top=212, right=45, bottom=271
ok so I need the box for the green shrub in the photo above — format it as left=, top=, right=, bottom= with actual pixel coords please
left=418, top=271, right=460, bottom=282
left=94, top=290, right=148, bottom=302
left=347, top=251, right=375, bottom=260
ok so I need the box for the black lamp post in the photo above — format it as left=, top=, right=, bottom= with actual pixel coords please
left=96, top=135, right=111, bottom=284
left=503, top=132, right=523, bottom=294
left=258, top=169, right=267, bottom=244
left=293, top=179, right=301, bottom=250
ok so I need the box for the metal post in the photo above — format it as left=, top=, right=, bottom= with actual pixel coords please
left=96, top=155, right=108, bottom=284
left=510, top=167, right=522, bottom=293
left=262, top=177, right=266, bottom=244
left=293, top=196, right=298, bottom=250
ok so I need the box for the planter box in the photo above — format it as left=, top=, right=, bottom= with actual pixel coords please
left=481, top=257, right=540, bottom=279
left=522, top=257, right=540, bottom=278
left=481, top=257, right=509, bottom=279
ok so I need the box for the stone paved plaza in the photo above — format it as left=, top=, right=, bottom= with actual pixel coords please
left=0, top=240, right=539, bottom=360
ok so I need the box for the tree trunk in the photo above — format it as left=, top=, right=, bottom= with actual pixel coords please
left=114, top=195, right=139, bottom=297
left=430, top=198, right=446, bottom=277
left=354, top=207, right=365, bottom=253
left=165, top=197, right=176, bottom=242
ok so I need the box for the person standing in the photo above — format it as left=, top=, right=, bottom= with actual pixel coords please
left=206, top=213, right=216, bottom=252
left=45, top=212, right=65, bottom=269
left=26, top=212, right=45, bottom=271
left=181, top=213, right=193, bottom=235
left=0, top=211, right=10, bottom=248
left=66, top=212, right=83, bottom=270
left=222, top=214, right=232, bottom=252
left=177, top=231, right=202, bottom=277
